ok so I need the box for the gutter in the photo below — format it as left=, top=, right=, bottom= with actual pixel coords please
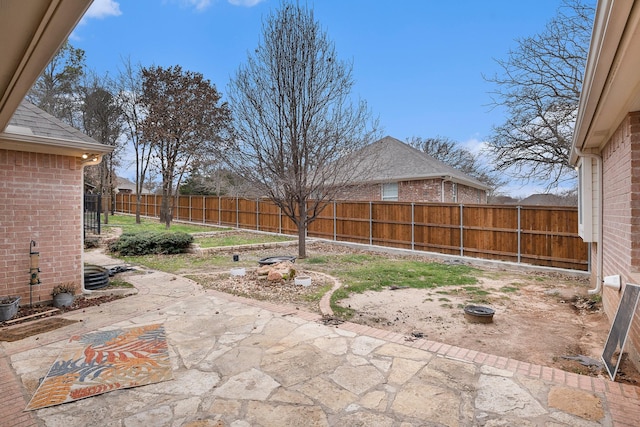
left=573, top=148, right=603, bottom=295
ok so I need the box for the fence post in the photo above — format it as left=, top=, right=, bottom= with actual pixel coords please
left=411, top=203, right=415, bottom=251
left=218, top=196, right=221, bottom=225
left=460, top=204, right=464, bottom=256
left=333, top=200, right=338, bottom=242
left=369, top=201, right=373, bottom=246
left=189, top=195, right=192, bottom=222
left=236, top=197, right=239, bottom=228
left=517, top=205, right=521, bottom=264
left=256, top=199, right=260, bottom=231
left=202, top=196, right=205, bottom=224
left=279, top=205, right=282, bottom=234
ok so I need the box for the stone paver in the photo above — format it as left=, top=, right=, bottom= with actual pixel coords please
left=0, top=249, right=639, bottom=426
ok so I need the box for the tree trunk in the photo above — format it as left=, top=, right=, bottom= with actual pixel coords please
left=297, top=199, right=307, bottom=258
left=135, top=194, right=141, bottom=224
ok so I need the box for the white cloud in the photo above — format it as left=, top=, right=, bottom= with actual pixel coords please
left=181, top=0, right=214, bottom=11
left=84, top=0, right=122, bottom=19
left=460, top=137, right=487, bottom=156
left=228, top=0, right=265, bottom=6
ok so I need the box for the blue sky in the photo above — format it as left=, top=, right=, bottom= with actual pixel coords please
left=75, top=0, right=568, bottom=197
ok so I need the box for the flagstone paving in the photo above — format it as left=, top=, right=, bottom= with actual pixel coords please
left=0, top=250, right=639, bottom=426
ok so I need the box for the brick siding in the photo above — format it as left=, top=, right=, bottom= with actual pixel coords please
left=0, top=150, right=83, bottom=305
left=336, top=179, right=486, bottom=203
left=599, top=111, right=640, bottom=373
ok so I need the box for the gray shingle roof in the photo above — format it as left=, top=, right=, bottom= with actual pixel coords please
left=6, top=100, right=99, bottom=145
left=351, top=136, right=489, bottom=190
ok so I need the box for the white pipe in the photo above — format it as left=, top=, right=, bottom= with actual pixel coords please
left=574, top=148, right=603, bottom=295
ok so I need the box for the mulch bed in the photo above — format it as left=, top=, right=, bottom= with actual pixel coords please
left=0, top=318, right=79, bottom=342
left=0, top=295, right=126, bottom=341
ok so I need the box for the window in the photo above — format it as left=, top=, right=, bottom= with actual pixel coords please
left=452, top=183, right=458, bottom=203
left=382, top=182, right=398, bottom=201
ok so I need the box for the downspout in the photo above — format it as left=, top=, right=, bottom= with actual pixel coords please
left=441, top=176, right=452, bottom=202
left=574, top=148, right=603, bottom=295
left=80, top=155, right=103, bottom=295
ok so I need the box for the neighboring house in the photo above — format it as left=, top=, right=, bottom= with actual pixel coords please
left=115, top=176, right=151, bottom=195
left=0, top=1, right=112, bottom=304
left=570, top=1, right=640, bottom=373
left=336, top=136, right=489, bottom=203
left=518, top=193, right=577, bottom=207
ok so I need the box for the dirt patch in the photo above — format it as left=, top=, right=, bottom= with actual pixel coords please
left=192, top=269, right=332, bottom=312
left=341, top=283, right=606, bottom=371
left=0, top=318, right=78, bottom=342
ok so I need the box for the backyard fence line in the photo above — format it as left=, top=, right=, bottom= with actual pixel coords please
left=114, top=194, right=590, bottom=271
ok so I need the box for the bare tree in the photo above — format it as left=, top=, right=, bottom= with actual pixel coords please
left=141, top=65, right=231, bottom=228
left=484, top=0, right=594, bottom=188
left=116, top=58, right=152, bottom=224
left=407, top=136, right=505, bottom=195
left=26, top=41, right=86, bottom=127
left=80, top=73, right=125, bottom=224
left=227, top=2, right=378, bottom=258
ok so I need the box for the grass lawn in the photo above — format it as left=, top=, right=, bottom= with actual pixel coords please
left=195, top=234, right=294, bottom=248
left=299, top=253, right=480, bottom=316
left=103, top=214, right=231, bottom=234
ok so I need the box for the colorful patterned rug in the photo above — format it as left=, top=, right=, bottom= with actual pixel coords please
left=26, top=323, right=172, bottom=410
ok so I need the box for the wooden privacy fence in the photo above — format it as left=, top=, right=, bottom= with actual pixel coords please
left=115, top=194, right=590, bottom=271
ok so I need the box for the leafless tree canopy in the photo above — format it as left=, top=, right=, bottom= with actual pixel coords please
left=484, top=0, right=594, bottom=188
left=227, top=2, right=378, bottom=257
left=26, top=41, right=86, bottom=127
left=116, top=58, right=152, bottom=223
left=141, top=65, right=232, bottom=228
left=81, top=73, right=125, bottom=222
left=407, top=136, right=505, bottom=194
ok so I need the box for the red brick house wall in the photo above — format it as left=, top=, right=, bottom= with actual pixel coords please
left=0, top=149, right=83, bottom=305
left=336, top=179, right=486, bottom=203
left=599, top=111, right=640, bottom=371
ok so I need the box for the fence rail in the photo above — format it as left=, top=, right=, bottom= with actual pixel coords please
left=115, top=194, right=590, bottom=271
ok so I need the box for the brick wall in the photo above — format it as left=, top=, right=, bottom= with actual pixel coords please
left=0, top=149, right=83, bottom=306
left=600, top=111, right=640, bottom=373
left=336, top=179, right=486, bottom=203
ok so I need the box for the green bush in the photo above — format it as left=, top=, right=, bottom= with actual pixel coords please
left=108, top=231, right=194, bottom=256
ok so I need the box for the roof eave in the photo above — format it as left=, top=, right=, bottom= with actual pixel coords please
left=0, top=131, right=114, bottom=158
left=0, top=1, right=94, bottom=130
left=570, top=0, right=640, bottom=164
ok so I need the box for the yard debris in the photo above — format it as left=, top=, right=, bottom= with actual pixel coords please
left=107, top=265, right=135, bottom=276
left=561, top=354, right=604, bottom=369
left=571, top=296, right=600, bottom=312
left=389, top=285, right=410, bottom=290
left=319, top=315, right=344, bottom=326
left=404, top=331, right=425, bottom=342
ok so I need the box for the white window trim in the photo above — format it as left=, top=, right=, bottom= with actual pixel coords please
left=382, top=182, right=398, bottom=201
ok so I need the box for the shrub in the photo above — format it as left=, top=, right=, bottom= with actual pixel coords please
left=108, top=231, right=194, bottom=256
